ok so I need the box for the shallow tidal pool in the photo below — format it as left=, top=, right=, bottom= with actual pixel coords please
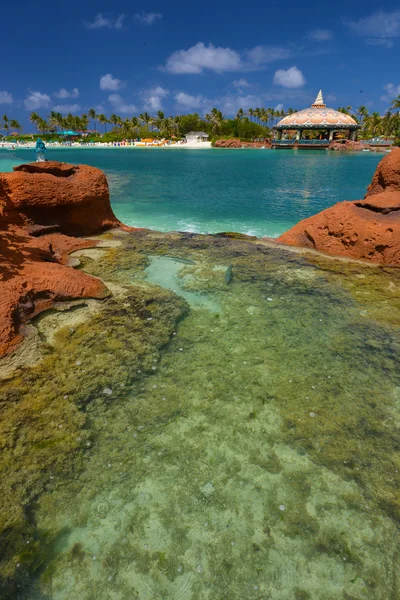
left=1, top=230, right=400, bottom=600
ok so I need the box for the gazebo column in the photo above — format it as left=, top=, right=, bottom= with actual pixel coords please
left=276, top=130, right=282, bottom=140
left=349, top=130, right=357, bottom=141
left=296, top=129, right=302, bottom=141
left=329, top=130, right=334, bottom=142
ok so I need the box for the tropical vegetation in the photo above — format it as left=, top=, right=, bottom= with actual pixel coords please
left=1, top=95, right=400, bottom=142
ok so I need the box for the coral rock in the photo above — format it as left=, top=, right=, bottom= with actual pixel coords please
left=365, top=148, right=400, bottom=196
left=329, top=139, right=369, bottom=152
left=1, top=161, right=121, bottom=235
left=0, top=161, right=123, bottom=355
left=277, top=149, right=400, bottom=266
left=214, top=139, right=271, bottom=149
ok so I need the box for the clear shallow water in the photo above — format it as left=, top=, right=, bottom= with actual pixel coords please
left=1, top=148, right=382, bottom=237
left=1, top=231, right=399, bottom=599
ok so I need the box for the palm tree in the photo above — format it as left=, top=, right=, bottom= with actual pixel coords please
left=80, top=114, right=89, bottom=132
left=356, top=105, right=369, bottom=126
left=247, top=108, right=254, bottom=122
left=9, top=119, right=22, bottom=134
left=37, top=117, right=48, bottom=135
left=98, top=114, right=108, bottom=133
left=49, top=111, right=63, bottom=132
left=2, top=114, right=10, bottom=135
left=29, top=112, right=40, bottom=132
left=109, top=113, right=120, bottom=129
left=365, top=112, right=383, bottom=137
left=139, top=112, right=153, bottom=129
left=391, top=95, right=400, bottom=119
left=205, top=108, right=225, bottom=135
left=260, top=110, right=268, bottom=129
left=235, top=108, right=244, bottom=121
left=130, top=116, right=140, bottom=135
left=88, top=108, right=97, bottom=132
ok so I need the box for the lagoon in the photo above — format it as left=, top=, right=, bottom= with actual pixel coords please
left=2, top=148, right=382, bottom=237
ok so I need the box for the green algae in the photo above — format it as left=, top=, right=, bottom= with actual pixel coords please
left=0, top=266, right=187, bottom=597
left=1, top=229, right=400, bottom=599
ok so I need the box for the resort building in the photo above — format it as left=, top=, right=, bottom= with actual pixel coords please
left=185, top=131, right=209, bottom=144
left=272, top=91, right=360, bottom=149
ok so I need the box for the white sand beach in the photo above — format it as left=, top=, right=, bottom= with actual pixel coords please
left=0, top=141, right=212, bottom=150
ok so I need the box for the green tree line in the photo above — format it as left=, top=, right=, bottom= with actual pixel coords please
left=1, top=94, right=400, bottom=140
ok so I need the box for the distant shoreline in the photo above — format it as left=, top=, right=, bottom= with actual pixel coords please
left=0, top=141, right=213, bottom=151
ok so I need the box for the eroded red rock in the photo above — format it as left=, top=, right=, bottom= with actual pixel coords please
left=214, top=139, right=271, bottom=148
left=0, top=161, right=124, bottom=356
left=329, top=140, right=369, bottom=152
left=366, top=148, right=400, bottom=195
left=277, top=148, right=400, bottom=266
left=1, top=161, right=121, bottom=235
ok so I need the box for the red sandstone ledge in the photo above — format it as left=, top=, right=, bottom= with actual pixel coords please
left=277, top=148, right=400, bottom=266
left=0, top=161, right=125, bottom=356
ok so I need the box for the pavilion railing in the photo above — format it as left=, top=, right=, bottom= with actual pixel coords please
left=273, top=139, right=330, bottom=145
left=297, top=140, right=330, bottom=145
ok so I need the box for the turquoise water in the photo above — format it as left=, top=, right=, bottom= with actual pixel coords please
left=1, top=148, right=382, bottom=237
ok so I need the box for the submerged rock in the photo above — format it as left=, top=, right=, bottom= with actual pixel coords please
left=277, top=149, right=400, bottom=266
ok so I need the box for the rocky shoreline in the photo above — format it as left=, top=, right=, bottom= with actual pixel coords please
left=277, top=148, right=400, bottom=266
left=0, top=152, right=399, bottom=358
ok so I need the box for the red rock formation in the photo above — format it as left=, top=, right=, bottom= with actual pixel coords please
left=365, top=148, right=400, bottom=195
left=277, top=149, right=400, bottom=266
left=214, top=139, right=271, bottom=148
left=329, top=139, right=369, bottom=152
left=2, top=161, right=121, bottom=235
left=0, top=161, right=124, bottom=356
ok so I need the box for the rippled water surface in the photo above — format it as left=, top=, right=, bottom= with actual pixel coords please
left=1, top=148, right=382, bottom=237
left=1, top=230, right=399, bottom=600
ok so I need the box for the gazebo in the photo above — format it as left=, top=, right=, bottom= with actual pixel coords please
left=273, top=91, right=360, bottom=148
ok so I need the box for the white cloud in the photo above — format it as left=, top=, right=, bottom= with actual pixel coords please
left=164, top=42, right=290, bottom=74
left=165, top=42, right=241, bottom=74
left=141, top=86, right=169, bottom=111
left=53, top=87, right=79, bottom=99
left=308, top=29, right=333, bottom=41
left=345, top=10, right=400, bottom=46
left=365, top=38, right=393, bottom=48
left=52, top=104, right=81, bottom=113
left=233, top=78, right=250, bottom=89
left=100, top=74, right=124, bottom=91
left=24, top=90, right=51, bottom=111
left=275, top=103, right=284, bottom=111
left=0, top=91, right=13, bottom=104
left=133, top=12, right=162, bottom=25
left=175, top=92, right=206, bottom=109
left=245, top=45, right=291, bottom=66
left=108, top=94, right=137, bottom=114
left=273, top=66, right=305, bottom=88
left=380, top=83, right=400, bottom=104
left=85, top=13, right=124, bottom=30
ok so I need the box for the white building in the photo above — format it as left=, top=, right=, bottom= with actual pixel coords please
left=184, top=131, right=209, bottom=144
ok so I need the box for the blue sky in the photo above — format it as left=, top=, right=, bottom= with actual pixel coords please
left=2, top=0, right=400, bottom=129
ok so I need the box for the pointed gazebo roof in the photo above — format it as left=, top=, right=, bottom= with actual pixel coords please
left=312, top=90, right=326, bottom=108
left=274, top=90, right=359, bottom=130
